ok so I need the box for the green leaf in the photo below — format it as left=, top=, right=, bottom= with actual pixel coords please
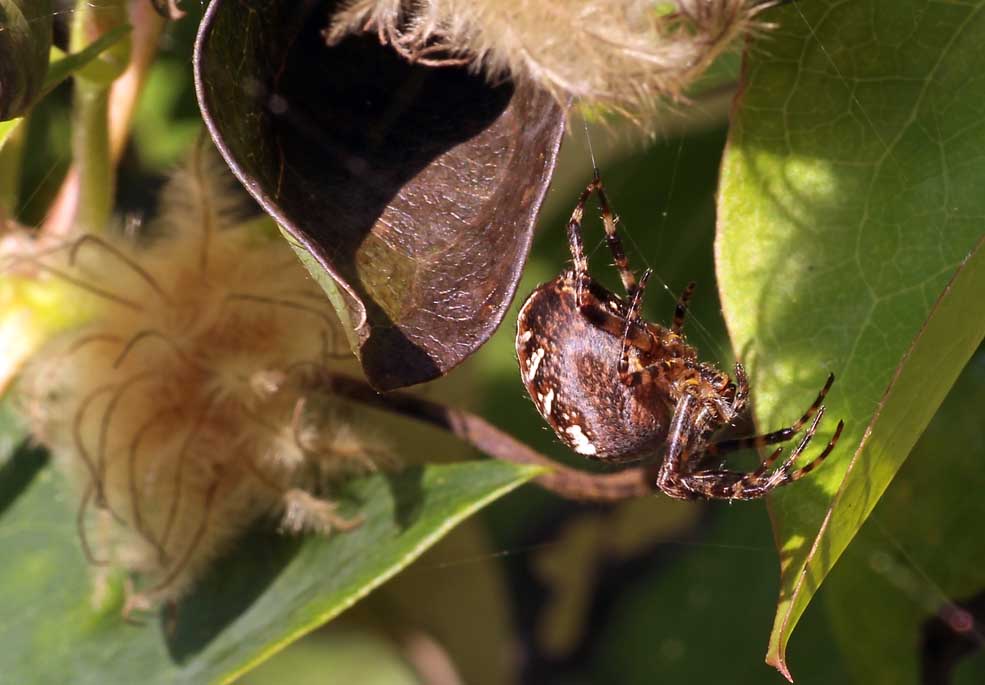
left=0, top=395, right=27, bottom=466
left=717, top=0, right=985, bottom=679
left=823, top=346, right=985, bottom=685
left=0, top=458, right=540, bottom=684
left=0, top=26, right=130, bottom=153
left=0, top=117, right=21, bottom=149
left=244, top=626, right=420, bottom=685
left=42, top=26, right=132, bottom=97
left=0, top=0, right=52, bottom=120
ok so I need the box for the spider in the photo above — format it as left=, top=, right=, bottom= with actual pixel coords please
left=515, top=171, right=843, bottom=500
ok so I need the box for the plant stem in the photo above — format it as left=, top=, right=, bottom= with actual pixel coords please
left=44, top=1, right=163, bottom=240
left=0, top=121, right=27, bottom=228
left=319, top=373, right=655, bottom=503
left=69, top=0, right=130, bottom=234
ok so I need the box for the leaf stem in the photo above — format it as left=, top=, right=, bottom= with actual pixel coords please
left=0, top=121, right=27, bottom=227
left=69, top=0, right=130, bottom=234
left=319, top=373, right=655, bottom=503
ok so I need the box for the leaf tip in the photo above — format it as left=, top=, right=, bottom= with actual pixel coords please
left=766, top=652, right=794, bottom=683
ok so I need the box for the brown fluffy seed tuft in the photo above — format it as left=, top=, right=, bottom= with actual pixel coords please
left=16, top=151, right=388, bottom=604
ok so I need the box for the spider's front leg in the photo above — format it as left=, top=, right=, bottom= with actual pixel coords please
left=706, top=373, right=835, bottom=458
left=655, top=390, right=844, bottom=500
left=654, top=393, right=703, bottom=499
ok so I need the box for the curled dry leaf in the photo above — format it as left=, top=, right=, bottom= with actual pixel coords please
left=195, top=0, right=564, bottom=390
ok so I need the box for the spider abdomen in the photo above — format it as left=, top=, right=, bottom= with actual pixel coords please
left=516, top=272, right=672, bottom=463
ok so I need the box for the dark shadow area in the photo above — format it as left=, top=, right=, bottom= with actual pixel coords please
left=165, top=523, right=304, bottom=662
left=197, top=0, right=563, bottom=389
left=0, top=443, right=48, bottom=518
left=382, top=464, right=426, bottom=531
left=510, top=498, right=714, bottom=684
left=921, top=588, right=985, bottom=685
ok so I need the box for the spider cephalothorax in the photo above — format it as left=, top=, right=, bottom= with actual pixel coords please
left=515, top=172, right=843, bottom=500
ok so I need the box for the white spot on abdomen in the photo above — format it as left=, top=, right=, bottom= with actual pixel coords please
left=565, top=424, right=597, bottom=455
left=525, top=347, right=545, bottom=381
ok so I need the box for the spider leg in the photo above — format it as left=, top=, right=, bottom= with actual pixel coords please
left=563, top=171, right=654, bottom=358
left=671, top=281, right=696, bottom=333
left=706, top=373, right=835, bottom=457
left=730, top=363, right=749, bottom=416
left=618, top=269, right=652, bottom=376
left=591, top=172, right=639, bottom=300
left=654, top=393, right=704, bottom=500
left=565, top=179, right=596, bottom=298
left=674, top=411, right=844, bottom=500
left=619, top=355, right=700, bottom=389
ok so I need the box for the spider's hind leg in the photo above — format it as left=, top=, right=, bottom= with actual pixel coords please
left=564, top=171, right=657, bottom=380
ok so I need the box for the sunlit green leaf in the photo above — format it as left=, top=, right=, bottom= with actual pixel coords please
left=823, top=348, right=985, bottom=685
left=717, top=1, right=985, bottom=678
left=0, top=118, right=21, bottom=149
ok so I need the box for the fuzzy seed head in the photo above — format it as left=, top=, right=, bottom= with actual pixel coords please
left=327, top=0, right=770, bottom=122
left=16, top=153, right=387, bottom=603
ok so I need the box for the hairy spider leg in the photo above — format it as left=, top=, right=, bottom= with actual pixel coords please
left=672, top=281, right=696, bottom=333
left=683, top=414, right=844, bottom=500
left=617, top=268, right=653, bottom=377
left=787, top=419, right=843, bottom=479
left=589, top=171, right=640, bottom=301
left=656, top=389, right=844, bottom=500
left=699, top=366, right=750, bottom=444
left=705, top=373, right=835, bottom=457
left=565, top=178, right=596, bottom=305
left=729, top=362, right=750, bottom=417
left=693, top=407, right=845, bottom=499
left=562, top=176, right=657, bottom=360
left=654, top=393, right=700, bottom=499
